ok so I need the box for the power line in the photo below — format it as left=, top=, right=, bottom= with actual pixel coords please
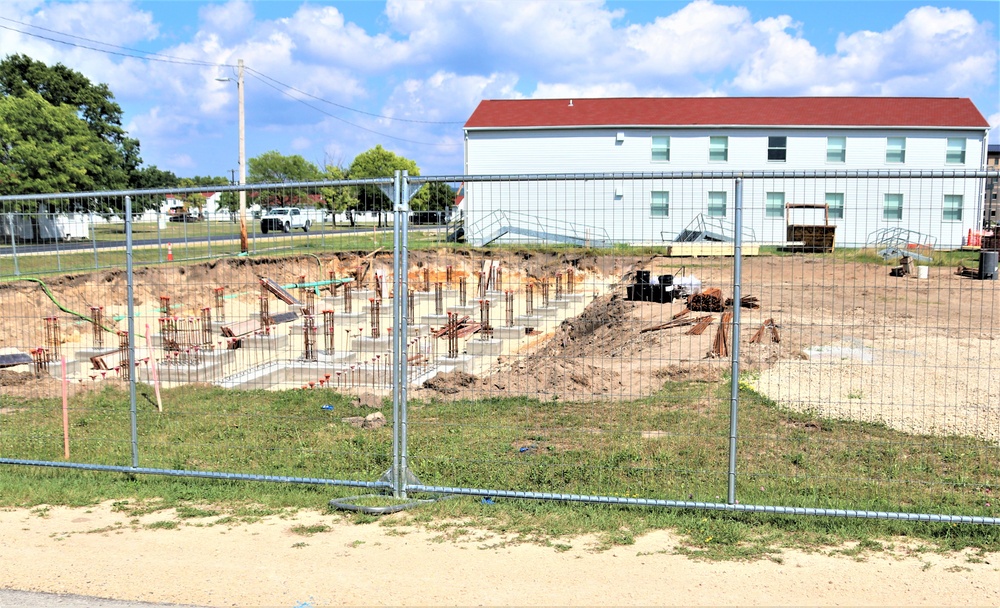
left=246, top=68, right=464, bottom=126
left=0, top=17, right=225, bottom=67
left=246, top=71, right=461, bottom=148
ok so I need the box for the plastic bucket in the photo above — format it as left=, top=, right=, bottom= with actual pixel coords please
left=979, top=251, right=999, bottom=281
left=916, top=266, right=928, bottom=279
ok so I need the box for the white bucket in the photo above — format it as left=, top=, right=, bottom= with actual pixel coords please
left=916, top=265, right=929, bottom=279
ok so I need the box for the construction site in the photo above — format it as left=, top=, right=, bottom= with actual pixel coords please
left=0, top=242, right=997, bottom=445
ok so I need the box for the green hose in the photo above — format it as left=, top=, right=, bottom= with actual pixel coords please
left=8, top=277, right=118, bottom=334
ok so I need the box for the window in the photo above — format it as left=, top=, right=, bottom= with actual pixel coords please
left=946, top=138, right=966, bottom=164
left=827, top=137, right=846, bottom=163
left=652, top=136, right=670, bottom=162
left=886, top=137, right=906, bottom=163
left=943, top=195, right=963, bottom=221
left=826, top=193, right=844, bottom=219
left=709, top=136, right=728, bottom=162
left=765, top=192, right=784, bottom=218
left=708, top=191, right=727, bottom=217
left=883, top=194, right=903, bottom=220
left=767, top=136, right=787, bottom=162
left=650, top=191, right=669, bottom=217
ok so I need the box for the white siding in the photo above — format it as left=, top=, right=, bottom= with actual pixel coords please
left=465, top=126, right=987, bottom=248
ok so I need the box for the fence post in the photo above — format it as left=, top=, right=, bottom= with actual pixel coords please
left=391, top=171, right=403, bottom=498
left=157, top=211, right=163, bottom=263
left=125, top=196, right=139, bottom=468
left=8, top=214, right=20, bottom=276
left=399, top=171, right=411, bottom=500
left=90, top=211, right=98, bottom=270
left=727, top=177, right=744, bottom=505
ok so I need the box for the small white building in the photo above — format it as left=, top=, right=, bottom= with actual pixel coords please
left=463, top=97, right=990, bottom=248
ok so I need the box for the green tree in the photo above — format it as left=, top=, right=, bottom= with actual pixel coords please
left=247, top=151, right=323, bottom=209
left=0, top=92, right=119, bottom=207
left=421, top=181, right=455, bottom=215
left=318, top=164, right=357, bottom=227
left=0, top=54, right=142, bottom=193
left=130, top=166, right=179, bottom=190
left=348, top=145, right=421, bottom=227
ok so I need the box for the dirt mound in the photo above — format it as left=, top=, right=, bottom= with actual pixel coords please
left=422, top=371, right=478, bottom=394
left=0, top=370, right=47, bottom=387
left=536, top=293, right=635, bottom=359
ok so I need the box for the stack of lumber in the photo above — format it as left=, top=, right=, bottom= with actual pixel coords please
left=724, top=295, right=760, bottom=309
left=709, top=312, right=733, bottom=357
left=749, top=318, right=781, bottom=344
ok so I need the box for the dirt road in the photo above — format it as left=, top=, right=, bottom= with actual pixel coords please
left=1, top=502, right=997, bottom=607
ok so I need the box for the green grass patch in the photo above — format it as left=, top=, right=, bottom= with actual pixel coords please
left=1, top=379, right=997, bottom=558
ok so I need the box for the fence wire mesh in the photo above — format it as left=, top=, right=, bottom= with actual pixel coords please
left=1, top=171, right=998, bottom=523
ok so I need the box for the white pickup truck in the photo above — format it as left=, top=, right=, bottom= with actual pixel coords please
left=260, top=207, right=311, bottom=234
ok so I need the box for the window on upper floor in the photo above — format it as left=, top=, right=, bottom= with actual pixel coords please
left=826, top=193, right=844, bottom=219
left=946, top=138, right=966, bottom=164
left=767, top=136, right=787, bottom=162
left=652, top=137, right=670, bottom=162
left=650, top=191, right=669, bottom=217
left=943, top=195, right=963, bottom=221
left=827, top=137, right=846, bottom=163
left=886, top=137, right=906, bottom=164
left=708, top=191, right=727, bottom=217
left=884, top=193, right=903, bottom=220
left=765, top=192, right=784, bottom=218
left=709, top=136, right=728, bottom=162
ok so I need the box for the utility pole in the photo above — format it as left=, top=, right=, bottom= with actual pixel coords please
left=238, top=59, right=248, bottom=253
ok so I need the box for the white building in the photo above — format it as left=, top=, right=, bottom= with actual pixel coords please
left=462, top=97, right=990, bottom=248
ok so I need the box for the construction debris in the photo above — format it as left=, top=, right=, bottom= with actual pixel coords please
left=889, top=255, right=915, bottom=277
left=688, top=288, right=724, bottom=312
left=640, top=316, right=697, bottom=334
left=749, top=318, right=781, bottom=344
left=672, top=308, right=691, bottom=320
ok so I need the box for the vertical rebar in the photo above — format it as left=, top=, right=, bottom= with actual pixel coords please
left=555, top=272, right=563, bottom=300
left=214, top=287, right=225, bottom=322
left=259, top=295, right=270, bottom=328
left=370, top=298, right=380, bottom=338
left=328, top=270, right=337, bottom=296
left=567, top=268, right=575, bottom=294
left=159, top=295, right=170, bottom=315
left=374, top=271, right=384, bottom=301
left=201, top=308, right=212, bottom=346
left=118, top=331, right=130, bottom=381
left=505, top=290, right=514, bottom=327
left=298, top=274, right=307, bottom=303
left=91, top=306, right=104, bottom=348
left=541, top=279, right=550, bottom=307
left=304, top=288, right=315, bottom=317
left=447, top=312, right=458, bottom=358
left=304, top=315, right=316, bottom=361
left=407, top=289, right=415, bottom=325
left=526, top=283, right=534, bottom=315
left=323, top=310, right=335, bottom=352
left=43, top=316, right=60, bottom=362
left=446, top=265, right=453, bottom=285
left=31, top=348, right=47, bottom=373
left=477, top=271, right=485, bottom=298
left=479, top=299, right=493, bottom=340
left=459, top=276, right=467, bottom=306
left=422, top=267, right=430, bottom=292
left=434, top=282, right=443, bottom=315
left=344, top=283, right=353, bottom=314
left=495, top=267, right=503, bottom=292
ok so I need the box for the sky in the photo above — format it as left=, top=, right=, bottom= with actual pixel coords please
left=0, top=0, right=997, bottom=179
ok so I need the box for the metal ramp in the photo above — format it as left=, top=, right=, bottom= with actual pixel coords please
left=672, top=214, right=756, bottom=243
left=866, top=227, right=937, bottom=263
left=469, top=210, right=612, bottom=247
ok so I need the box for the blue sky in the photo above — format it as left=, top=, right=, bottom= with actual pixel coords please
left=1, top=1, right=996, bottom=179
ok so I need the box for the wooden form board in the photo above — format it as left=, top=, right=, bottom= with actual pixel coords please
left=663, top=243, right=760, bottom=257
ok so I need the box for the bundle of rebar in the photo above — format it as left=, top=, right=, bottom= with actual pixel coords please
left=640, top=316, right=699, bottom=333
left=688, top=288, right=724, bottom=312
left=710, top=312, right=733, bottom=357
left=303, top=315, right=317, bottom=361
left=213, top=287, right=226, bottom=321
left=725, top=295, right=760, bottom=309
left=749, top=318, right=781, bottom=344
left=505, top=290, right=514, bottom=327
left=686, top=315, right=715, bottom=336
left=479, top=299, right=493, bottom=339
left=323, top=310, right=335, bottom=352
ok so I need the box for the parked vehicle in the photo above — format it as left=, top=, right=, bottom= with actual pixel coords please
left=260, top=207, right=311, bottom=234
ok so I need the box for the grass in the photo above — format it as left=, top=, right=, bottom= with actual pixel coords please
left=0, top=379, right=997, bottom=558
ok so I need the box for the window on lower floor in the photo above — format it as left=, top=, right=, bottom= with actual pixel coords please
left=884, top=193, right=903, bottom=220
left=765, top=192, right=784, bottom=218
left=943, top=194, right=963, bottom=221
left=826, top=193, right=844, bottom=219
left=650, top=191, right=669, bottom=217
left=708, top=191, right=727, bottom=217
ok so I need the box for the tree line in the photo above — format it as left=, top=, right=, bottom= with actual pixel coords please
left=0, top=54, right=455, bottom=221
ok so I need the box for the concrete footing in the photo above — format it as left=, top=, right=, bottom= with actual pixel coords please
left=466, top=339, right=502, bottom=357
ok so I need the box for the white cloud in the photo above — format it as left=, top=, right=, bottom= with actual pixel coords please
left=290, top=136, right=311, bottom=151
left=989, top=112, right=1000, bottom=145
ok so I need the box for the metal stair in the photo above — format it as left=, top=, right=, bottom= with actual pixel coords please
left=468, top=210, right=612, bottom=247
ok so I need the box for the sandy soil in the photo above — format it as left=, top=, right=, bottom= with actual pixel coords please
left=0, top=502, right=997, bottom=607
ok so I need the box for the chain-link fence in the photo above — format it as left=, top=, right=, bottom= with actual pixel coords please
left=1, top=170, right=997, bottom=524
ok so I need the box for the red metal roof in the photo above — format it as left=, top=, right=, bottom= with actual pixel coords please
left=465, top=97, right=989, bottom=130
